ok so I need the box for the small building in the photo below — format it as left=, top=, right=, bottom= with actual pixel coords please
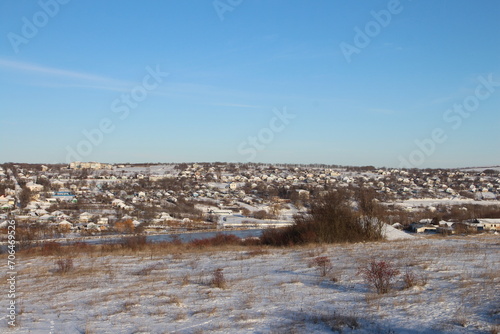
left=53, top=190, right=76, bottom=202
left=0, top=195, right=15, bottom=209
left=79, top=212, right=94, bottom=223
left=59, top=220, right=73, bottom=231
left=25, top=182, right=44, bottom=192
left=69, top=161, right=111, bottom=170
left=409, top=222, right=437, bottom=233
left=208, top=209, right=233, bottom=216
left=97, top=217, right=109, bottom=225
left=476, top=219, right=500, bottom=231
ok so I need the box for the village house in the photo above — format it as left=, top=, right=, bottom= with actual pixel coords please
left=0, top=195, right=15, bottom=209
left=79, top=212, right=94, bottom=223
left=69, top=161, right=112, bottom=170
left=475, top=219, right=500, bottom=231
left=409, top=221, right=438, bottom=233
left=53, top=190, right=76, bottom=202
left=25, top=182, right=44, bottom=192
left=58, top=220, right=73, bottom=231
left=97, top=217, right=109, bottom=225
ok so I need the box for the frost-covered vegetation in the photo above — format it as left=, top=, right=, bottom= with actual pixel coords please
left=6, top=235, right=500, bottom=333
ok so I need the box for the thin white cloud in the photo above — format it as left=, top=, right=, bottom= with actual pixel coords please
left=29, top=82, right=132, bottom=93
left=211, top=102, right=262, bottom=109
left=0, top=58, right=131, bottom=89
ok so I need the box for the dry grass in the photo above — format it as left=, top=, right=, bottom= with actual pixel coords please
left=246, top=247, right=270, bottom=257
left=175, top=311, right=187, bottom=321
left=165, top=295, right=183, bottom=306
left=11, top=234, right=500, bottom=333
left=491, top=325, right=500, bottom=334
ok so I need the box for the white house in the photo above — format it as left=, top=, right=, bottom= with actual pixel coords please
left=79, top=212, right=94, bottom=223
left=477, top=219, right=500, bottom=231
left=97, top=217, right=109, bottom=225
left=410, top=222, right=437, bottom=233
left=59, top=220, right=73, bottom=230
left=25, top=182, right=44, bottom=192
left=0, top=195, right=15, bottom=209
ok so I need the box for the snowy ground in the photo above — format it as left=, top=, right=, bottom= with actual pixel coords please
left=219, top=216, right=293, bottom=228
left=393, top=198, right=500, bottom=209
left=4, top=235, right=499, bottom=333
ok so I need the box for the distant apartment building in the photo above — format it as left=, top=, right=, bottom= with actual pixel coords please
left=69, top=161, right=112, bottom=170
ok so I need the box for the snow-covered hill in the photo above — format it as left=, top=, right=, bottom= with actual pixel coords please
left=6, top=235, right=499, bottom=333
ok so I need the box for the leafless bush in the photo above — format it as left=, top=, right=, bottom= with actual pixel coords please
left=311, top=256, right=332, bottom=277
left=210, top=268, right=227, bottom=289
left=454, top=307, right=469, bottom=328
left=262, top=189, right=384, bottom=246
left=420, top=273, right=429, bottom=286
left=54, top=257, right=74, bottom=274
left=181, top=274, right=190, bottom=286
left=359, top=260, right=399, bottom=294
left=120, top=235, right=148, bottom=250
left=175, top=312, right=187, bottom=321
left=318, top=310, right=360, bottom=332
left=402, top=267, right=417, bottom=289
left=41, top=241, right=63, bottom=256
left=189, top=234, right=241, bottom=248
left=253, top=210, right=270, bottom=220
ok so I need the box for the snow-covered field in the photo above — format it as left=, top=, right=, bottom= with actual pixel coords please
left=5, top=235, right=500, bottom=333
left=393, top=198, right=500, bottom=209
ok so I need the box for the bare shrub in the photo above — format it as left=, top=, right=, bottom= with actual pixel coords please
left=120, top=235, right=147, bottom=250
left=189, top=234, right=241, bottom=248
left=311, top=256, right=332, bottom=277
left=359, top=260, right=399, bottom=294
left=181, top=274, right=190, bottom=286
left=15, top=225, right=37, bottom=252
left=253, top=210, right=269, bottom=219
left=54, top=257, right=74, bottom=274
left=402, top=267, right=417, bottom=289
left=69, top=241, right=91, bottom=255
left=454, top=308, right=469, bottom=328
left=317, top=310, right=360, bottom=332
left=41, top=241, right=63, bottom=256
left=261, top=223, right=317, bottom=246
left=210, top=268, right=227, bottom=289
left=261, top=189, right=384, bottom=246
left=241, top=237, right=261, bottom=246
left=175, top=312, right=187, bottom=321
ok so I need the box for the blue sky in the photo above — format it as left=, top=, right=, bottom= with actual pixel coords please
left=1, top=0, right=499, bottom=168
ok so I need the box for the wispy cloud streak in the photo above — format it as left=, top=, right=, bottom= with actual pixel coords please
left=0, top=58, right=131, bottom=89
